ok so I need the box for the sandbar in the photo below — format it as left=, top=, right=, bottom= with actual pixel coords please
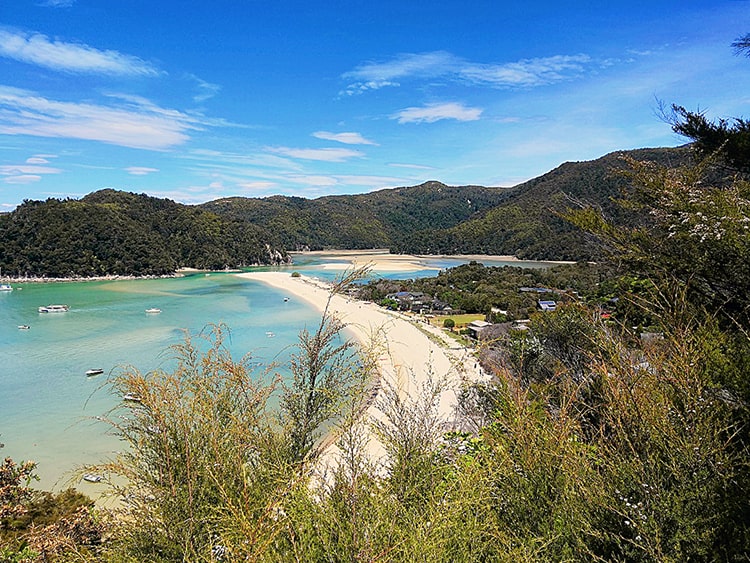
left=290, top=249, right=570, bottom=273
left=237, top=271, right=487, bottom=474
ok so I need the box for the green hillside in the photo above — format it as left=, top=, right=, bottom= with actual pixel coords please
left=201, top=181, right=512, bottom=250
left=392, top=147, right=693, bottom=260
left=0, top=189, right=288, bottom=278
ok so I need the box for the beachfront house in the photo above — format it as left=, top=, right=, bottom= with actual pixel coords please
left=467, top=319, right=492, bottom=339
left=538, top=300, right=557, bottom=312
left=386, top=291, right=429, bottom=312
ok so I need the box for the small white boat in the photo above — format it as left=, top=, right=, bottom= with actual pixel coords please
left=86, top=368, right=104, bottom=377
left=17, top=325, right=30, bottom=330
left=284, top=297, right=290, bottom=302
left=123, top=393, right=142, bottom=403
left=39, top=304, right=69, bottom=313
left=145, top=308, right=161, bottom=314
left=0, top=284, right=12, bottom=291
left=266, top=331, right=275, bottom=338
left=82, top=473, right=103, bottom=483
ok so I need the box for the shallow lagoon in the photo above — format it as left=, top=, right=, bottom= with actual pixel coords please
left=0, top=272, right=320, bottom=490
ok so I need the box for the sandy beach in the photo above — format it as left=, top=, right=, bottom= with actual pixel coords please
left=290, top=249, right=572, bottom=274
left=237, top=271, right=487, bottom=475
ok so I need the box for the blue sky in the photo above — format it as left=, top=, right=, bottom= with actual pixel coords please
left=1, top=1, right=749, bottom=209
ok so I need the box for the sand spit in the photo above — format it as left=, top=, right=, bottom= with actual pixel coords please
left=237, top=271, right=488, bottom=478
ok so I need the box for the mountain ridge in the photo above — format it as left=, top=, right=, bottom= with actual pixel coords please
left=0, top=146, right=692, bottom=277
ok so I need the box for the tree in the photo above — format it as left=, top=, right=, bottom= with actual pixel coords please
left=668, top=105, right=750, bottom=173
left=667, top=33, right=750, bottom=173
left=732, top=33, right=750, bottom=56
left=280, top=267, right=372, bottom=463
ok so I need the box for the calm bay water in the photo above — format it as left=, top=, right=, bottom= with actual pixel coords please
left=0, top=271, right=320, bottom=489
left=0, top=255, right=554, bottom=490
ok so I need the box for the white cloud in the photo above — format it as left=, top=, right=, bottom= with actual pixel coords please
left=458, top=55, right=591, bottom=88
left=339, top=80, right=399, bottom=96
left=389, top=162, right=435, bottom=170
left=345, top=51, right=457, bottom=83
left=333, top=174, right=404, bottom=188
left=312, top=131, right=377, bottom=145
left=4, top=175, right=41, bottom=184
left=125, top=166, right=159, bottom=176
left=287, top=174, right=339, bottom=187
left=342, top=50, right=592, bottom=93
left=0, top=29, right=159, bottom=76
left=38, top=0, right=75, bottom=7
left=237, top=180, right=278, bottom=191
left=26, top=156, right=49, bottom=164
left=391, top=102, right=482, bottom=124
left=186, top=73, right=221, bottom=102
left=0, top=87, right=202, bottom=150
left=0, top=164, right=62, bottom=175
left=267, top=146, right=364, bottom=162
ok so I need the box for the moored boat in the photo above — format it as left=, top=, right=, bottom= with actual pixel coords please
left=0, top=284, right=12, bottom=291
left=82, top=473, right=103, bottom=483
left=17, top=325, right=30, bottom=330
left=86, top=368, right=104, bottom=377
left=39, top=304, right=69, bottom=313
left=145, top=307, right=161, bottom=314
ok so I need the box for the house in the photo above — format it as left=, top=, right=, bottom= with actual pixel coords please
left=538, top=300, right=557, bottom=312
left=467, top=320, right=492, bottom=339
left=520, top=287, right=552, bottom=293
left=386, top=291, right=429, bottom=312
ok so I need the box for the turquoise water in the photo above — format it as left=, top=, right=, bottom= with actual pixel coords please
left=0, top=272, right=320, bottom=489
left=0, top=255, right=556, bottom=490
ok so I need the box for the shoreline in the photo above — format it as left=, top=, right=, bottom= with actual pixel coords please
left=0, top=251, right=571, bottom=284
left=290, top=250, right=572, bottom=274
left=237, top=271, right=488, bottom=475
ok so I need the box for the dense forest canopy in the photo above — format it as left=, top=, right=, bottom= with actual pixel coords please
left=0, top=190, right=288, bottom=277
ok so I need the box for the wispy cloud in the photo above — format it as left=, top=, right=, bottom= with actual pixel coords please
left=333, top=174, right=404, bottom=188
left=237, top=180, right=278, bottom=191
left=312, top=131, right=377, bottom=145
left=0, top=87, right=202, bottom=150
left=391, top=102, right=482, bottom=124
left=26, top=156, right=50, bottom=164
left=389, top=162, right=435, bottom=170
left=1, top=161, right=62, bottom=185
left=0, top=28, right=159, bottom=76
left=0, top=164, right=62, bottom=175
left=125, top=166, right=159, bottom=176
left=342, top=50, right=591, bottom=94
left=286, top=174, right=339, bottom=187
left=38, top=0, right=75, bottom=7
left=186, top=73, right=221, bottom=102
left=4, top=175, right=41, bottom=184
left=267, top=146, right=364, bottom=162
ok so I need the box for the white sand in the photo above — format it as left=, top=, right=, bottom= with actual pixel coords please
left=237, top=271, right=487, bottom=476
left=289, top=249, right=555, bottom=274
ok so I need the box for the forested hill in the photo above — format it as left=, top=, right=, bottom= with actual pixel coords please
left=391, top=146, right=692, bottom=260
left=0, top=146, right=691, bottom=277
left=200, top=181, right=512, bottom=250
left=204, top=146, right=690, bottom=260
left=0, top=190, right=288, bottom=278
